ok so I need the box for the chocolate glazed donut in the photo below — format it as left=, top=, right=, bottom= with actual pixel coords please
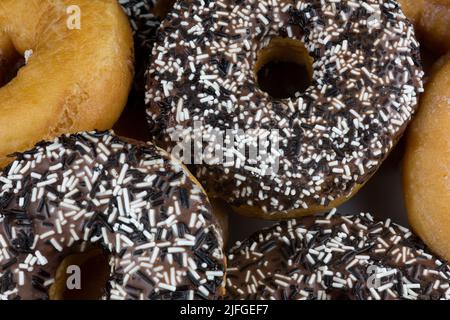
left=0, top=131, right=225, bottom=300
left=145, top=0, right=424, bottom=219
left=226, top=211, right=450, bottom=300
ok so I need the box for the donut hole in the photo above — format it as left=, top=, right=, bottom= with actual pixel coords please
left=255, top=38, right=313, bottom=99
left=0, top=43, right=24, bottom=88
left=49, top=247, right=110, bottom=300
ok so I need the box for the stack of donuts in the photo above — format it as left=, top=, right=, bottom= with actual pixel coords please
left=0, top=0, right=448, bottom=300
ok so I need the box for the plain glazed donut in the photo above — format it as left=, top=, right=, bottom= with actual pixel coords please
left=0, top=131, right=225, bottom=300
left=120, top=0, right=178, bottom=55
left=120, top=0, right=160, bottom=55
left=403, top=53, right=450, bottom=262
left=146, top=0, right=424, bottom=219
left=225, top=211, right=450, bottom=300
left=0, top=0, right=134, bottom=169
left=398, top=0, right=450, bottom=55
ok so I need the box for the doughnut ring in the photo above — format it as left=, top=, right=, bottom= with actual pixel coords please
left=226, top=211, right=450, bottom=300
left=0, top=0, right=134, bottom=168
left=0, top=131, right=226, bottom=300
left=146, top=0, right=424, bottom=219
left=403, top=53, right=450, bottom=262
